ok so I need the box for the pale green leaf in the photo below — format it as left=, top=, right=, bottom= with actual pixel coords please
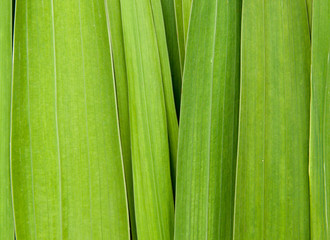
left=0, top=1, right=14, bottom=239
left=104, top=0, right=137, bottom=238
left=309, top=0, right=330, bottom=238
left=11, top=1, right=130, bottom=239
left=233, top=0, right=310, bottom=239
left=120, top=0, right=175, bottom=238
left=174, top=0, right=241, bottom=239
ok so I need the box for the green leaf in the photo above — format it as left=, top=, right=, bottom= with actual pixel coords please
left=160, top=0, right=183, bottom=114
left=11, top=1, right=130, bottom=239
left=309, top=0, right=330, bottom=238
left=173, top=0, right=185, bottom=68
left=0, top=0, right=14, bottom=239
left=306, top=0, right=313, bottom=31
left=104, top=0, right=137, bottom=238
left=174, top=0, right=241, bottom=239
left=182, top=0, right=192, bottom=44
left=149, top=0, right=179, bottom=187
left=233, top=1, right=310, bottom=239
left=120, top=0, right=176, bottom=238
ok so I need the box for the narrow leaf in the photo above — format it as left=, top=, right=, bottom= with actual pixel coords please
left=309, top=0, right=330, bottom=238
left=160, top=0, right=183, bottom=113
left=182, top=0, right=192, bottom=44
left=149, top=0, right=179, bottom=187
left=120, top=0, right=175, bottom=238
left=104, top=0, right=137, bottom=238
left=174, top=0, right=241, bottom=239
left=11, top=1, right=130, bottom=239
left=0, top=0, right=14, bottom=238
left=233, top=0, right=310, bottom=239
left=306, top=0, right=313, bottom=31
left=173, top=0, right=185, bottom=68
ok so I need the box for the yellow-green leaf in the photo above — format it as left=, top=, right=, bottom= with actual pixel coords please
left=11, top=1, right=130, bottom=239
left=174, top=0, right=241, bottom=239
left=309, top=0, right=330, bottom=238
left=307, top=0, right=313, bottom=31
left=120, top=0, right=175, bottom=238
left=233, top=0, right=310, bottom=239
left=0, top=1, right=14, bottom=239
left=104, top=0, right=137, bottom=238
left=149, top=0, right=179, bottom=186
left=182, top=0, right=192, bottom=44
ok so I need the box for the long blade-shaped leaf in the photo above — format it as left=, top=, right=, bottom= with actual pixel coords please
left=182, top=0, right=192, bottom=44
left=233, top=0, right=310, bottom=239
left=120, top=0, right=175, bottom=238
left=174, top=0, right=241, bottom=239
left=159, top=0, right=183, bottom=114
left=0, top=1, right=14, bottom=239
left=309, top=0, right=330, bottom=238
left=173, top=0, right=185, bottom=67
left=149, top=0, right=179, bottom=187
left=104, top=0, right=137, bottom=238
left=306, top=0, right=313, bottom=31
left=11, top=1, right=130, bottom=238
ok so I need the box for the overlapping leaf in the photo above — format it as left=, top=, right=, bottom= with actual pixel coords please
left=173, top=0, right=185, bottom=68
left=174, top=0, right=241, bottom=239
left=147, top=0, right=179, bottom=186
left=182, top=0, right=192, bottom=44
left=104, top=0, right=136, bottom=238
left=307, top=0, right=313, bottom=30
left=159, top=0, right=183, bottom=114
left=120, top=0, right=177, bottom=238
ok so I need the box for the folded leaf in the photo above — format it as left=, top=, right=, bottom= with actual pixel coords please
left=120, top=0, right=175, bottom=238
left=233, top=0, right=310, bottom=239
left=174, top=0, right=241, bottom=239
left=11, top=1, right=129, bottom=239
left=309, top=0, right=330, bottom=238
left=0, top=1, right=14, bottom=239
